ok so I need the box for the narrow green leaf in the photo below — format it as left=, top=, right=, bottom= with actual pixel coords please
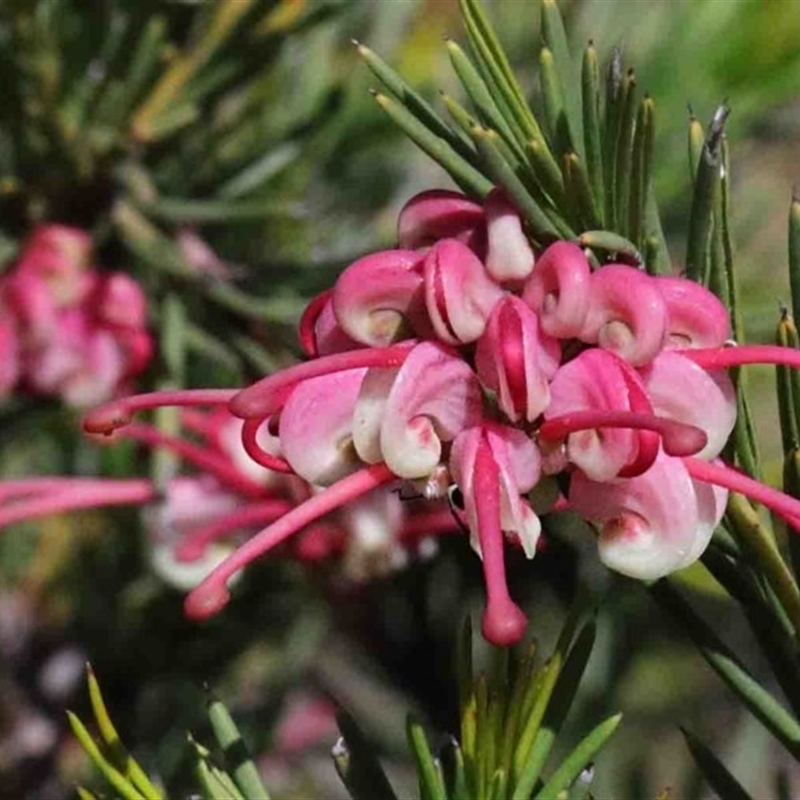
left=541, top=0, right=583, bottom=159
left=651, top=580, right=800, bottom=759
left=449, top=738, right=470, bottom=800
left=602, top=48, right=623, bottom=229
left=76, top=787, right=100, bottom=800
left=790, top=194, right=800, bottom=325
left=407, top=717, right=447, bottom=800
left=682, top=728, right=754, bottom=800
left=578, top=230, right=641, bottom=264
left=701, top=546, right=800, bottom=720
left=459, top=0, right=544, bottom=145
left=442, top=91, right=479, bottom=138
left=540, top=47, right=571, bottom=156
left=629, top=96, right=654, bottom=252
left=644, top=183, right=671, bottom=275
left=207, top=694, right=270, bottom=800
left=525, top=139, right=567, bottom=209
left=195, top=756, right=245, bottom=800
left=783, top=448, right=800, bottom=581
left=777, top=311, right=800, bottom=452
left=614, top=69, right=637, bottom=238
left=685, top=105, right=728, bottom=283
left=581, top=41, right=604, bottom=224
left=447, top=38, right=527, bottom=157
left=488, top=768, right=508, bottom=800
left=513, top=620, right=597, bottom=800
left=333, top=709, right=398, bottom=800
left=86, top=666, right=163, bottom=800
left=727, top=493, right=800, bottom=643
left=563, top=152, right=600, bottom=231
left=67, top=712, right=146, bottom=800
left=688, top=110, right=705, bottom=181
left=357, top=41, right=476, bottom=163
left=472, top=127, right=570, bottom=241
left=533, top=713, right=622, bottom=800
left=373, top=92, right=492, bottom=198
left=218, top=143, right=302, bottom=198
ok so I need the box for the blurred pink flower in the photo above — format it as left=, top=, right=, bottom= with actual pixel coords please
left=0, top=224, right=153, bottom=406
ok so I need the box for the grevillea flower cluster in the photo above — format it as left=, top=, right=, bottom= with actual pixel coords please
left=0, top=225, right=152, bottom=407
left=1, top=406, right=456, bottom=583
left=84, top=189, right=800, bottom=646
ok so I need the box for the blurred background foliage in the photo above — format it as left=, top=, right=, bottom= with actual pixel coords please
left=1, top=0, right=799, bottom=798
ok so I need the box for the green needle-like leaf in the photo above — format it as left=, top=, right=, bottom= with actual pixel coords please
left=541, top=0, right=583, bottom=160
left=563, top=151, right=600, bottom=231
left=447, top=39, right=527, bottom=161
left=533, top=713, right=622, bottom=800
left=459, top=0, right=545, bottom=146
left=651, top=580, right=800, bottom=760
left=682, top=728, right=754, bottom=800
left=790, top=194, right=800, bottom=324
left=373, top=92, right=492, bottom=198
left=581, top=40, right=604, bottom=224
left=357, top=41, right=476, bottom=164
left=629, top=96, right=654, bottom=252
left=513, top=620, right=597, bottom=800
left=333, top=709, right=399, bottom=800
left=540, top=46, right=571, bottom=157
left=577, top=230, right=641, bottom=264
left=777, top=311, right=800, bottom=452
left=195, top=755, right=245, bottom=800
left=602, top=47, right=623, bottom=229
left=86, top=667, right=162, bottom=800
left=687, top=110, right=705, bottom=181
left=614, top=69, right=637, bottom=238
left=207, top=693, right=270, bottom=800
left=685, top=104, right=727, bottom=284
left=67, top=712, right=146, bottom=800
left=407, top=717, right=447, bottom=800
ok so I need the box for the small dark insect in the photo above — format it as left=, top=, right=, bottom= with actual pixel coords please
left=447, top=484, right=470, bottom=535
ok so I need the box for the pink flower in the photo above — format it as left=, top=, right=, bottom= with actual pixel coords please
left=0, top=224, right=153, bottom=407
left=76, top=188, right=800, bottom=647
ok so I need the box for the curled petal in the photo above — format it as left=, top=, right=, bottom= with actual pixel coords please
left=522, top=241, right=591, bottom=338
left=397, top=189, right=486, bottom=253
left=333, top=249, right=428, bottom=346
left=380, top=342, right=483, bottom=478
left=570, top=451, right=726, bottom=579
left=279, top=369, right=367, bottom=485
left=475, top=296, right=555, bottom=422
left=483, top=188, right=535, bottom=281
left=352, top=367, right=399, bottom=464
left=546, top=349, right=654, bottom=481
left=580, top=265, right=667, bottom=366
left=299, top=290, right=361, bottom=357
left=450, top=424, right=540, bottom=644
left=657, top=276, right=731, bottom=349
left=423, top=239, right=504, bottom=344
left=639, top=351, right=736, bottom=460
left=451, top=423, right=541, bottom=557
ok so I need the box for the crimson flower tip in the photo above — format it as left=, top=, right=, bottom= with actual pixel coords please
left=482, top=599, right=528, bottom=646
left=183, top=581, right=231, bottom=620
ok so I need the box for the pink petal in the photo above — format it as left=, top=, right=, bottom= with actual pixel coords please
left=333, top=249, right=429, bottom=346
left=483, top=188, right=535, bottom=281
left=656, top=276, right=731, bottom=349
left=522, top=241, right=591, bottom=338
left=379, top=342, right=483, bottom=478
left=579, top=265, right=667, bottom=366
left=423, top=239, right=504, bottom=344
left=639, top=351, right=736, bottom=460
left=279, top=369, right=368, bottom=485
left=570, top=450, right=725, bottom=579
left=475, top=296, right=554, bottom=422
left=546, top=349, right=647, bottom=481
left=397, top=189, right=486, bottom=253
